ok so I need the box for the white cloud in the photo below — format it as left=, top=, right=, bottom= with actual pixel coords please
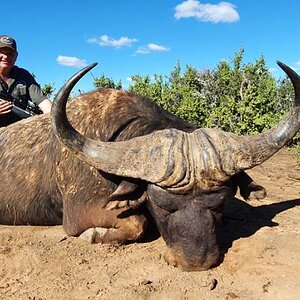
left=56, top=55, right=88, bottom=68
left=174, top=0, right=240, bottom=23
left=296, top=60, right=300, bottom=66
left=87, top=35, right=138, bottom=48
left=136, top=43, right=170, bottom=55
left=148, top=43, right=169, bottom=51
left=136, top=47, right=150, bottom=54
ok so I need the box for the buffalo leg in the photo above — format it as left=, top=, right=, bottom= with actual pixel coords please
left=79, top=213, right=147, bottom=244
left=63, top=196, right=147, bottom=244
left=233, top=171, right=267, bottom=200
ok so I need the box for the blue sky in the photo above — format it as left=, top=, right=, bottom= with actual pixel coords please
left=2, top=0, right=300, bottom=97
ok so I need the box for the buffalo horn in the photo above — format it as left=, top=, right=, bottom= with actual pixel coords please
left=51, top=61, right=300, bottom=190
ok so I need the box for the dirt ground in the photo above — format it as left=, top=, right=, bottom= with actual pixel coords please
left=0, top=148, right=299, bottom=300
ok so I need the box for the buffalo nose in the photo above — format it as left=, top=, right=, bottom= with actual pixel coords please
left=163, top=246, right=220, bottom=271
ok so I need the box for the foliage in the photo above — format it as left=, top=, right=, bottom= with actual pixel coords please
left=93, top=74, right=122, bottom=90
left=42, top=83, right=55, bottom=99
left=204, top=50, right=283, bottom=135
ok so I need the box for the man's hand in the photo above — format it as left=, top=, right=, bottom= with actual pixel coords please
left=0, top=99, right=12, bottom=115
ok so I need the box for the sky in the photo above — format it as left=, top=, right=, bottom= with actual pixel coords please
left=2, top=0, right=300, bottom=97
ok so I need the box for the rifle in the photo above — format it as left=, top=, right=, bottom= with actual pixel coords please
left=0, top=90, right=43, bottom=119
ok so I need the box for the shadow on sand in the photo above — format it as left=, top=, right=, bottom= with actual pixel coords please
left=218, top=197, right=300, bottom=253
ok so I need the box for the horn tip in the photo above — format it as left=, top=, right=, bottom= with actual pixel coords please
left=86, top=62, right=98, bottom=72
left=276, top=60, right=286, bottom=70
left=276, top=60, right=300, bottom=79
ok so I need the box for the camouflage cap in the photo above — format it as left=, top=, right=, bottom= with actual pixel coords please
left=0, top=35, right=17, bottom=52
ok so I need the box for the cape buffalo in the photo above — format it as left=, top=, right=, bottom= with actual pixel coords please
left=1, top=61, right=299, bottom=271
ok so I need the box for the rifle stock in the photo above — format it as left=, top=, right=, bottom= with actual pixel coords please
left=11, top=105, right=31, bottom=119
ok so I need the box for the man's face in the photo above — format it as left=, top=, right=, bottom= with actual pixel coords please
left=0, top=48, right=17, bottom=69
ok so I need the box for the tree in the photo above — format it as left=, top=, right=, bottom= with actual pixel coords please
left=42, top=83, right=55, bottom=99
left=196, top=49, right=281, bottom=134
left=93, top=74, right=122, bottom=90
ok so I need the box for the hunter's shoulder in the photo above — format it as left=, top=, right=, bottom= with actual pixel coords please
left=12, top=66, right=34, bottom=78
left=11, top=66, right=36, bottom=83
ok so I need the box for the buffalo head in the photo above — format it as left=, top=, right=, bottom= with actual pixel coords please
left=51, top=61, right=300, bottom=271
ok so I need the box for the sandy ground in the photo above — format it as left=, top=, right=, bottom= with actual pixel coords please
left=0, top=148, right=300, bottom=300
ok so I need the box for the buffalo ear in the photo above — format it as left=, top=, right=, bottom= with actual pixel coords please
left=101, top=180, right=141, bottom=208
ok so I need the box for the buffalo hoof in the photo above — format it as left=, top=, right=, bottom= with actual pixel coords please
left=78, top=214, right=147, bottom=244
left=240, top=182, right=267, bottom=201
left=79, top=227, right=111, bottom=243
